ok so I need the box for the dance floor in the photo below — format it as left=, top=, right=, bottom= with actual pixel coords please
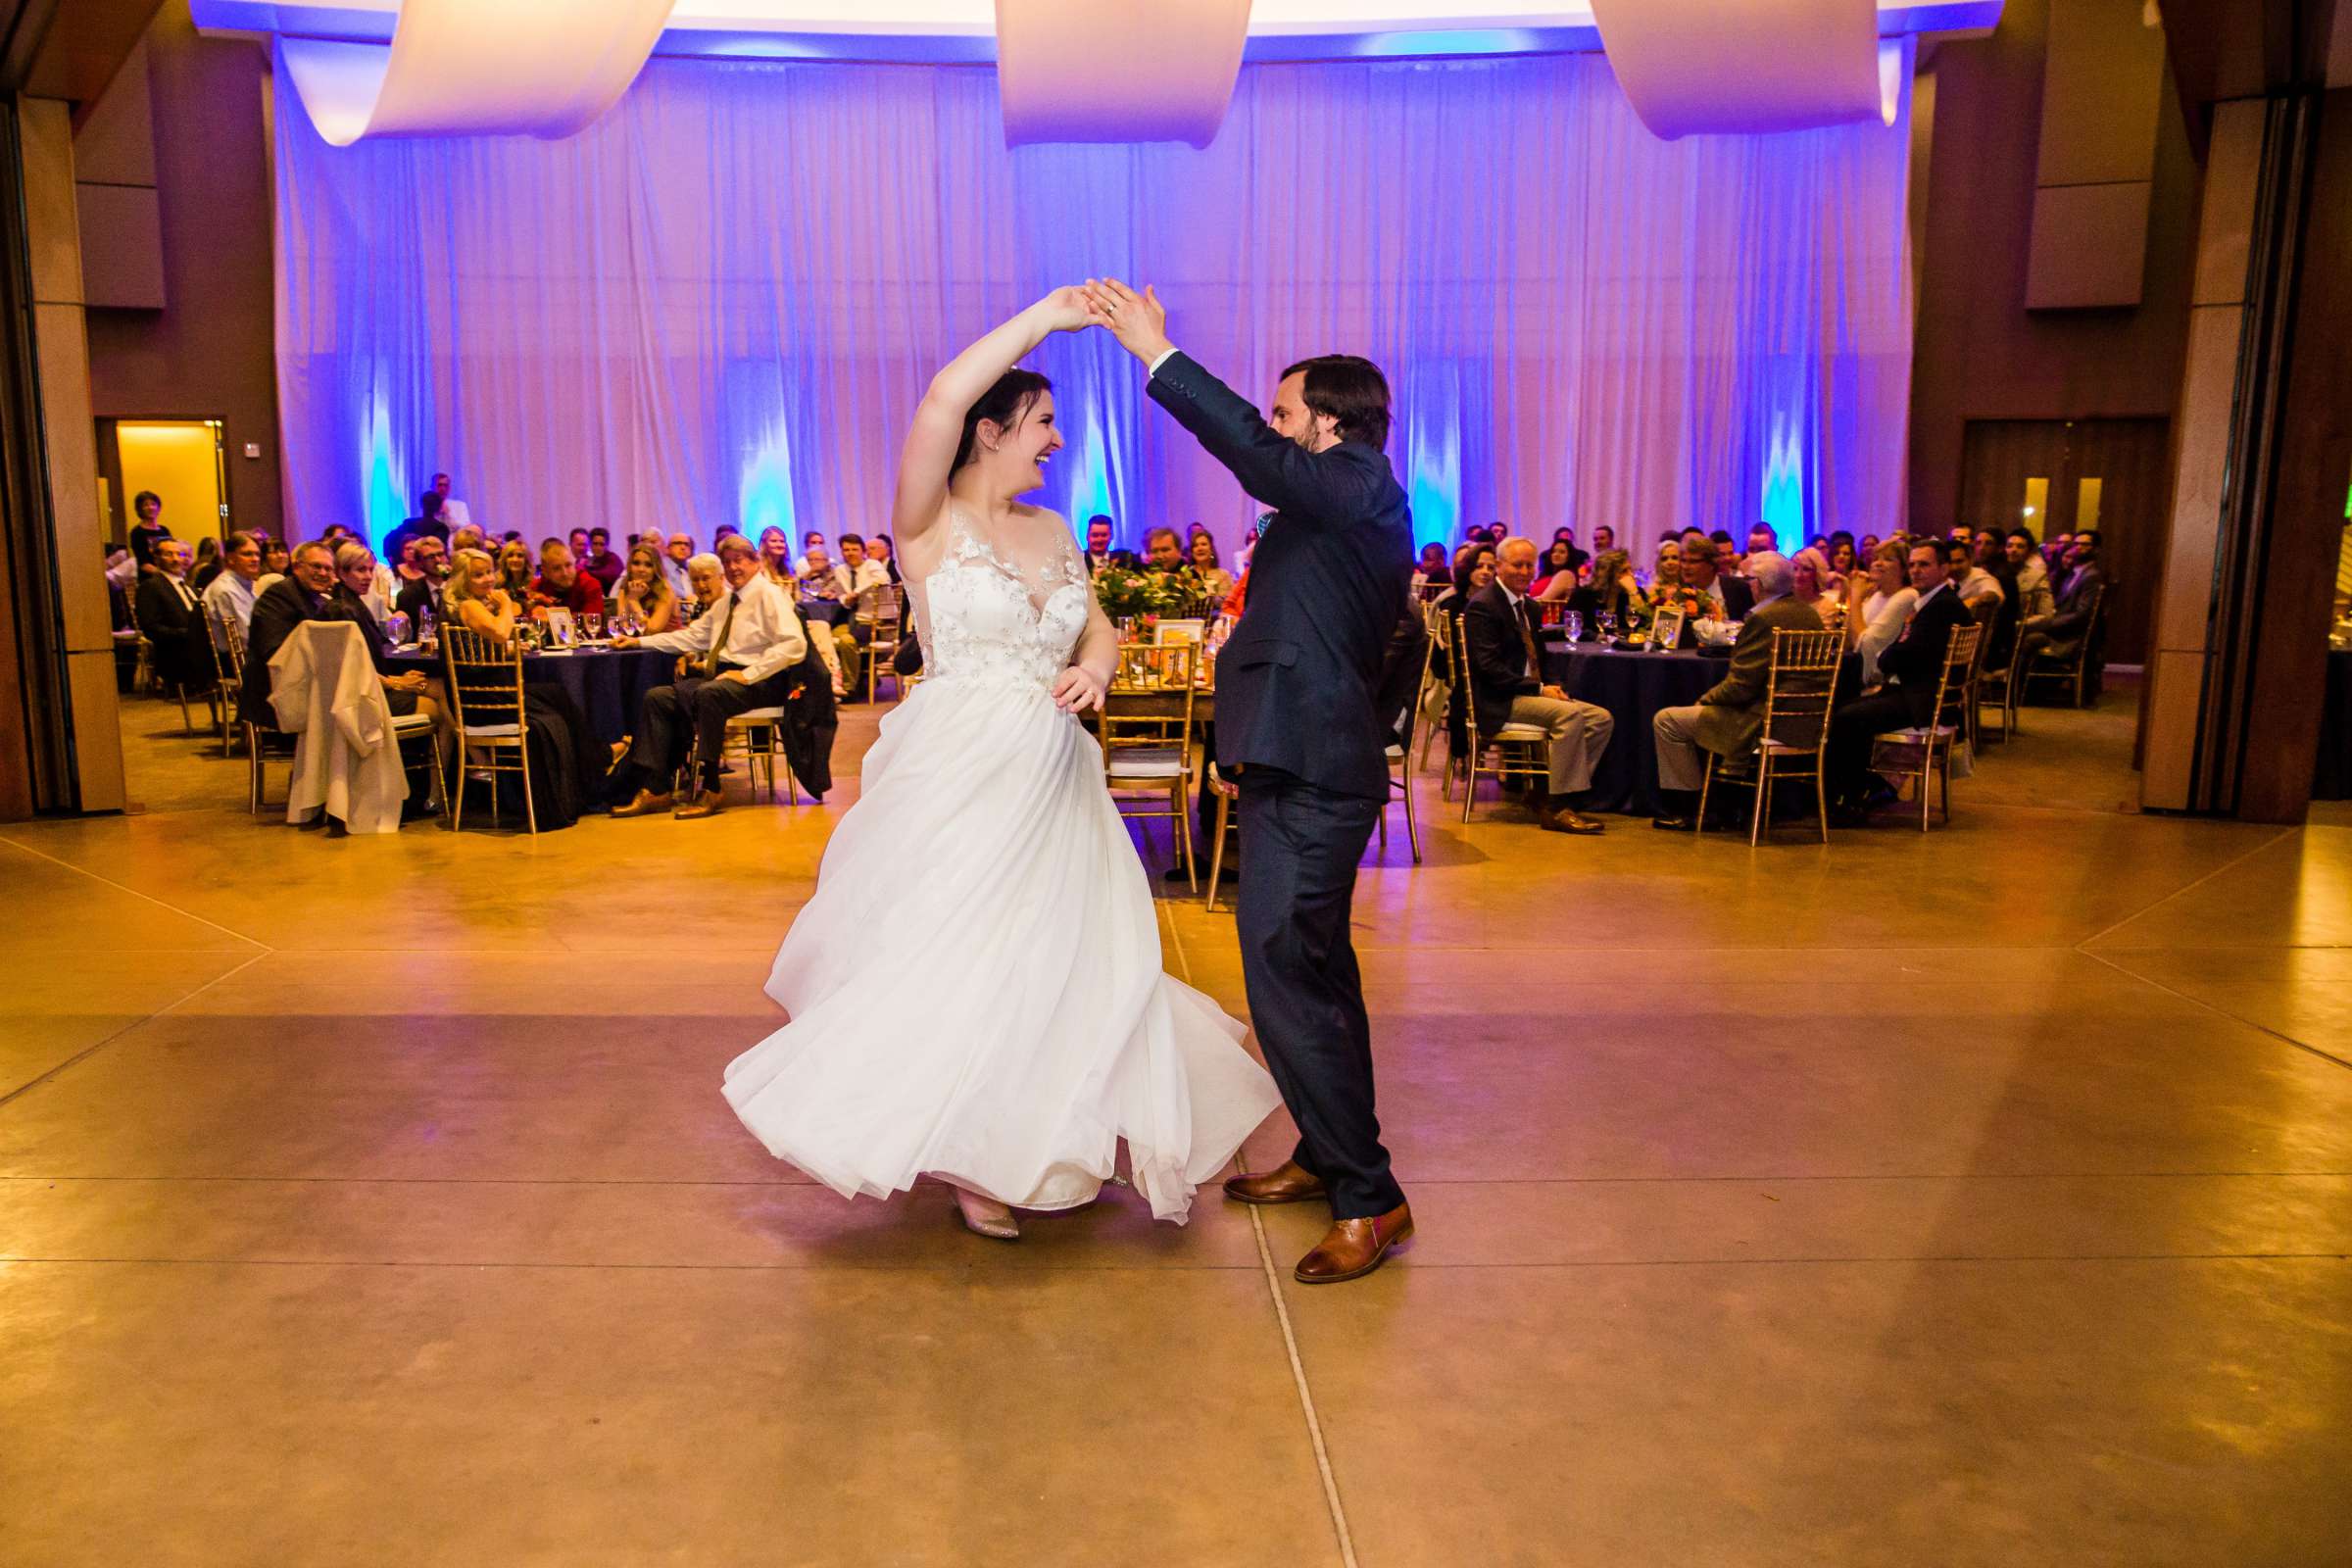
left=4, top=686, right=2348, bottom=1566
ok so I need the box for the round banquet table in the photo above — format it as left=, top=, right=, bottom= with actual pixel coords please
left=1539, top=639, right=1721, bottom=816
left=388, top=646, right=677, bottom=749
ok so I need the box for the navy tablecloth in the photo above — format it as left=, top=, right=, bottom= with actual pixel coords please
left=2316, top=649, right=2352, bottom=802
left=1539, top=640, right=1721, bottom=815
left=390, top=647, right=676, bottom=748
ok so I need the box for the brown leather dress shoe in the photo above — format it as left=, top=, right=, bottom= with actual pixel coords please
left=672, top=788, right=725, bottom=820
left=610, top=788, right=672, bottom=818
left=1539, top=806, right=1606, bottom=835
left=1222, top=1160, right=1328, bottom=1205
left=1294, top=1202, right=1414, bottom=1284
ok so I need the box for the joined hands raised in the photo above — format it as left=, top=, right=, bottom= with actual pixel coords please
left=1035, top=279, right=1176, bottom=368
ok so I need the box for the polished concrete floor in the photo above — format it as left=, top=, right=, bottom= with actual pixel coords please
left=3, top=684, right=2347, bottom=1566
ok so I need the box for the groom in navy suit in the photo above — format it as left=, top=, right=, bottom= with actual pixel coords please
left=1088, top=279, right=1416, bottom=1284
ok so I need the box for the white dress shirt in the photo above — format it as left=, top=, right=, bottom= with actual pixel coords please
left=1958, top=566, right=2005, bottom=605
left=202, top=570, right=263, bottom=633
left=634, top=571, right=807, bottom=683
left=440, top=497, right=471, bottom=530
left=829, top=559, right=889, bottom=602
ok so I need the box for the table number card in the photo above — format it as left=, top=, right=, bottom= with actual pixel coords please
left=1649, top=606, right=1685, bottom=653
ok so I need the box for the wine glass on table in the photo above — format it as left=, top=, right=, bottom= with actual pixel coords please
left=584, top=611, right=604, bottom=643
left=1596, top=609, right=1618, bottom=647
left=1564, top=611, right=1584, bottom=645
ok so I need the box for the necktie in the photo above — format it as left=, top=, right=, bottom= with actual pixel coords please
left=702, top=591, right=738, bottom=676
left=1515, top=599, right=1542, bottom=678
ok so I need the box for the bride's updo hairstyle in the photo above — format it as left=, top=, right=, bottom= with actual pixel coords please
left=955, top=369, right=1053, bottom=471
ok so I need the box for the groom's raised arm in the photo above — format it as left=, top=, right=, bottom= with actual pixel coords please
left=1145, top=353, right=1379, bottom=526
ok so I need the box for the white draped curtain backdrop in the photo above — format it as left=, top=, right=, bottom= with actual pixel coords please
left=273, top=48, right=1914, bottom=560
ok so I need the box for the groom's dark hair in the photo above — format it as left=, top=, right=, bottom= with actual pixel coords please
left=955, top=369, right=1054, bottom=471
left=1282, top=355, right=1391, bottom=451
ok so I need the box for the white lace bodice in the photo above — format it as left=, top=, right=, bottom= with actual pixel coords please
left=907, top=505, right=1092, bottom=691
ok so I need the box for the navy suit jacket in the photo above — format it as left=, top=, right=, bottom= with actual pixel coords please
left=1148, top=352, right=1413, bottom=801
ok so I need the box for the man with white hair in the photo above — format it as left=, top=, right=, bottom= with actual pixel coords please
left=1461, top=535, right=1615, bottom=833
left=609, top=534, right=809, bottom=819
left=1649, top=551, right=1824, bottom=830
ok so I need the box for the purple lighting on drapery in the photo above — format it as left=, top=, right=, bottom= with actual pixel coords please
left=272, top=49, right=1914, bottom=564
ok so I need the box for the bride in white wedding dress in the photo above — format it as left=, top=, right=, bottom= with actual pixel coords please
left=721, top=290, right=1280, bottom=1239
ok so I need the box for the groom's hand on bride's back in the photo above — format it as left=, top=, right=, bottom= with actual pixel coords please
left=1084, top=279, right=1174, bottom=367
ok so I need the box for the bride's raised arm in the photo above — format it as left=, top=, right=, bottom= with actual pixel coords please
left=892, top=287, right=1100, bottom=548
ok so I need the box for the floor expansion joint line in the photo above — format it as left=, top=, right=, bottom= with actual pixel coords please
left=0, top=834, right=271, bottom=950
left=2078, top=947, right=2352, bottom=1074
left=2070, top=827, right=2291, bottom=951
left=0, top=951, right=271, bottom=1111
left=1247, top=1201, right=1360, bottom=1568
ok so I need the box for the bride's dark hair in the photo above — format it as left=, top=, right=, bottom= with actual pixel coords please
left=954, top=369, right=1053, bottom=471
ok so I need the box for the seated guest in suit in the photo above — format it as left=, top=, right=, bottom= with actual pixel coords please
left=1950, top=536, right=2006, bottom=612
left=1187, top=530, right=1237, bottom=602
left=2015, top=528, right=2106, bottom=681
left=2006, top=527, right=2054, bottom=619
left=200, top=530, right=269, bottom=639
left=1742, top=523, right=1778, bottom=568
left=1649, top=553, right=1824, bottom=828
left=1141, top=525, right=1195, bottom=585
left=135, top=538, right=214, bottom=696
left=325, top=543, right=440, bottom=723
left=610, top=544, right=680, bottom=633
left=1463, top=538, right=1614, bottom=834
left=1081, top=514, right=1117, bottom=577
left=579, top=527, right=625, bottom=595
left=393, top=535, right=451, bottom=625
left=528, top=542, right=606, bottom=621
left=1825, top=541, right=1971, bottom=820
left=240, top=540, right=337, bottom=726
left=606, top=534, right=810, bottom=820
left=1843, top=538, right=1918, bottom=687
left=1682, top=537, right=1757, bottom=620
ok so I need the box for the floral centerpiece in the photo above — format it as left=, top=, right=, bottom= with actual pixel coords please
left=1092, top=564, right=1190, bottom=626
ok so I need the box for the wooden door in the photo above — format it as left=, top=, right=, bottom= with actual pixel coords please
left=1957, top=417, right=2169, bottom=664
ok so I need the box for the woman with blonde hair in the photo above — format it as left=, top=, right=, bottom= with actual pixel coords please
left=609, top=543, right=679, bottom=633
left=495, top=539, right=534, bottom=601
left=444, top=546, right=521, bottom=641
left=1586, top=547, right=1645, bottom=628
left=1790, top=546, right=1846, bottom=628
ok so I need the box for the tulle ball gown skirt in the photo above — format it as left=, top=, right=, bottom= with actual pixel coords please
left=721, top=674, right=1279, bottom=1223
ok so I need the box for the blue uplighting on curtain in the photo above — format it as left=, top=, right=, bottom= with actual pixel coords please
left=272, top=48, right=1913, bottom=562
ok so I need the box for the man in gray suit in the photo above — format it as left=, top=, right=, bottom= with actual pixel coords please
left=1649, top=552, right=1823, bottom=829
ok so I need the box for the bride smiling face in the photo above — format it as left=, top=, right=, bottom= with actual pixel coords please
left=956, top=371, right=1064, bottom=502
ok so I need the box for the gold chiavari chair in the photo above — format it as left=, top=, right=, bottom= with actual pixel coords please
left=1443, top=610, right=1548, bottom=823
left=1868, top=621, right=1984, bottom=833
left=717, top=706, right=798, bottom=805
left=1695, top=628, right=1844, bottom=846
left=1976, top=605, right=2020, bottom=746
left=205, top=608, right=243, bottom=755
left=440, top=625, right=536, bottom=835
left=221, top=615, right=292, bottom=815
left=1416, top=602, right=1453, bottom=772
left=858, top=583, right=906, bottom=703
left=1102, top=641, right=1199, bottom=893
left=2022, top=584, right=2105, bottom=710
left=122, top=584, right=154, bottom=696
left=1379, top=627, right=1434, bottom=865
